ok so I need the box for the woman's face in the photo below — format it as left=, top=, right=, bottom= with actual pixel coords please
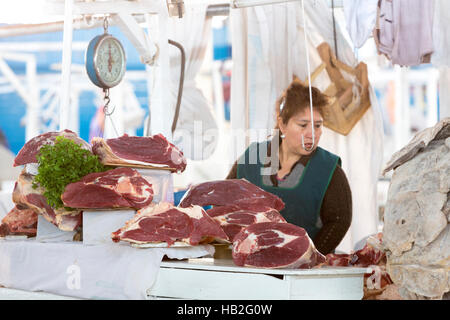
left=278, top=108, right=323, bottom=156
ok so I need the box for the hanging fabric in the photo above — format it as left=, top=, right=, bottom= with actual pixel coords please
left=374, top=0, right=435, bottom=66
left=431, top=0, right=450, bottom=67
left=167, top=3, right=218, bottom=161
left=342, top=0, right=378, bottom=49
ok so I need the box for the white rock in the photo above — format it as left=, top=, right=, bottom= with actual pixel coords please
left=383, top=119, right=449, bottom=299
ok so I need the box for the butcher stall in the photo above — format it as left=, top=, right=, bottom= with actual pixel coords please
left=0, top=156, right=373, bottom=300
left=0, top=0, right=449, bottom=302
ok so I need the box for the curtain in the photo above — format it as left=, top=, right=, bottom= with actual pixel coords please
left=167, top=4, right=218, bottom=161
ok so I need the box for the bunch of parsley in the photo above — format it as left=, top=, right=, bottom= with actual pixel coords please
left=32, top=136, right=109, bottom=209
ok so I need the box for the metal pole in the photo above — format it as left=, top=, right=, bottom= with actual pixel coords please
left=59, top=0, right=74, bottom=131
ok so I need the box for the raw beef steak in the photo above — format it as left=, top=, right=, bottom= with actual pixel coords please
left=179, top=179, right=285, bottom=211
left=112, top=202, right=228, bottom=246
left=206, top=203, right=286, bottom=242
left=0, top=206, right=38, bottom=237
left=232, top=222, right=325, bottom=269
left=14, top=129, right=90, bottom=167
left=62, top=167, right=154, bottom=209
left=13, top=170, right=82, bottom=232
left=91, top=134, right=187, bottom=173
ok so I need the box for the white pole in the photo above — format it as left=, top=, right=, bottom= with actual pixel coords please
left=149, top=9, right=172, bottom=141
left=426, top=70, right=438, bottom=127
left=26, top=57, right=40, bottom=141
left=438, top=66, right=450, bottom=120
left=59, top=0, right=74, bottom=131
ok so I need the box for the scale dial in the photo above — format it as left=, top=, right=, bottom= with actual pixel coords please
left=86, top=34, right=126, bottom=89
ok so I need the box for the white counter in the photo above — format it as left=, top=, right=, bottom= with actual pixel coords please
left=148, top=258, right=369, bottom=300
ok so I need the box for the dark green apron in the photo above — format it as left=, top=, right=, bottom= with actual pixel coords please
left=236, top=141, right=341, bottom=239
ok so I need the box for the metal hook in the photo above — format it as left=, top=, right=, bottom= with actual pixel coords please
left=103, top=88, right=115, bottom=116
left=103, top=15, right=109, bottom=34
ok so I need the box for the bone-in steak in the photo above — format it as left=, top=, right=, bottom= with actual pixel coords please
left=112, top=202, right=228, bottom=246
left=232, top=222, right=325, bottom=269
left=206, top=203, right=286, bottom=242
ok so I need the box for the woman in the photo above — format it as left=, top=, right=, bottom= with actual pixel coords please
left=226, top=80, right=352, bottom=255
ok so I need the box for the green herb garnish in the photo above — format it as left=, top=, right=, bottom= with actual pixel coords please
left=32, top=136, right=109, bottom=209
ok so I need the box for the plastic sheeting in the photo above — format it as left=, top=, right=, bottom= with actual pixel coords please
left=0, top=239, right=214, bottom=299
left=230, top=0, right=384, bottom=253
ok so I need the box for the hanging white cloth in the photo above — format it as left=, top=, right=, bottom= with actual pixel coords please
left=230, top=4, right=297, bottom=157
left=230, top=0, right=384, bottom=253
left=167, top=4, right=218, bottom=161
left=342, top=0, right=378, bottom=49
left=431, top=0, right=450, bottom=67
left=376, top=0, right=434, bottom=66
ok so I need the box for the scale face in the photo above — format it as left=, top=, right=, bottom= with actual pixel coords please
left=86, top=34, right=126, bottom=89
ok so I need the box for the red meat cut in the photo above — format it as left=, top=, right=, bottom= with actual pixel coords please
left=14, top=129, right=91, bottom=167
left=91, top=134, right=187, bottom=173
left=13, top=170, right=82, bottom=232
left=325, top=233, right=386, bottom=267
left=232, top=222, right=325, bottom=269
left=323, top=233, right=394, bottom=299
left=0, top=206, right=38, bottom=237
left=206, top=203, right=286, bottom=242
left=179, top=179, right=285, bottom=211
left=62, top=167, right=154, bottom=209
left=112, top=202, right=229, bottom=246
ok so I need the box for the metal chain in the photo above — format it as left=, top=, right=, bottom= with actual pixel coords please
left=102, top=88, right=119, bottom=137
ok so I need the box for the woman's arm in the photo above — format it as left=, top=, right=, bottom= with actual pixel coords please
left=313, top=165, right=352, bottom=255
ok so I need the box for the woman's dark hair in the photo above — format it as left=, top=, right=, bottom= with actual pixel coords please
left=275, top=78, right=329, bottom=128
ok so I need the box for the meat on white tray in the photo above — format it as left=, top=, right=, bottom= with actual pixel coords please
left=91, top=134, right=187, bottom=173
left=111, top=202, right=229, bottom=246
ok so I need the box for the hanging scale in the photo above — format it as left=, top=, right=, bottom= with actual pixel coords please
left=85, top=15, right=127, bottom=118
